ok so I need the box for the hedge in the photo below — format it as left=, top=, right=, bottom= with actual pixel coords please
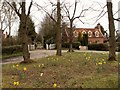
left=88, top=43, right=109, bottom=51
left=2, top=45, right=22, bottom=55
left=62, top=42, right=81, bottom=50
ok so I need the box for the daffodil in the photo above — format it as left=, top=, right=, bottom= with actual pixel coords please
left=16, top=64, right=19, bottom=67
left=13, top=65, right=15, bottom=68
left=40, top=73, right=43, bottom=76
left=42, top=64, right=44, bottom=67
left=98, top=62, right=102, bottom=65
left=53, top=83, right=57, bottom=88
left=23, top=67, right=27, bottom=71
left=13, top=81, right=19, bottom=85
left=38, top=65, right=40, bottom=67
left=102, top=59, right=104, bottom=61
left=14, top=82, right=17, bottom=85
left=104, top=62, right=106, bottom=64
left=16, top=82, right=19, bottom=85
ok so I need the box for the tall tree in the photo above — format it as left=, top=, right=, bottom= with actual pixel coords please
left=35, top=0, right=62, bottom=56
left=40, top=14, right=56, bottom=47
left=7, top=0, right=33, bottom=62
left=56, top=0, right=62, bottom=55
left=26, top=17, right=36, bottom=44
left=107, top=0, right=116, bottom=61
left=64, top=0, right=91, bottom=52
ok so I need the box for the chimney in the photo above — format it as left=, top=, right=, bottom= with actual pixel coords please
left=96, top=23, right=101, bottom=30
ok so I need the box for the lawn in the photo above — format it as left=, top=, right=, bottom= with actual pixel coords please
left=2, top=52, right=119, bottom=88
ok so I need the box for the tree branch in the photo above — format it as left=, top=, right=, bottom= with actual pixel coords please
left=72, top=1, right=77, bottom=19
left=34, top=2, right=57, bottom=23
left=5, top=1, right=21, bottom=17
left=27, top=0, right=33, bottom=17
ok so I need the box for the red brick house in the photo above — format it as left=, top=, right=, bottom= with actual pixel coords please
left=73, top=24, right=107, bottom=44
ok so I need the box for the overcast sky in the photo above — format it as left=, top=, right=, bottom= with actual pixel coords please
left=3, top=0, right=120, bottom=36
left=30, top=0, right=120, bottom=33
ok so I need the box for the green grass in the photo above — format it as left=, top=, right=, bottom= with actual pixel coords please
left=1, top=52, right=22, bottom=59
left=2, top=52, right=118, bottom=88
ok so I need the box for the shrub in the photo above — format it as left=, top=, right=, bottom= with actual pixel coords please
left=88, top=43, right=108, bottom=51
left=62, top=42, right=81, bottom=50
left=2, top=45, right=22, bottom=55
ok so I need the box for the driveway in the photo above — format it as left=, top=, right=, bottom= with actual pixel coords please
left=1, top=49, right=119, bottom=64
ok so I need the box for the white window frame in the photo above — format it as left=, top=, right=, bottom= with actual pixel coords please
left=95, top=31, right=99, bottom=37
left=88, top=31, right=92, bottom=37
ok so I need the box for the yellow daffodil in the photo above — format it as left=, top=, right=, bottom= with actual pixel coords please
left=13, top=81, right=19, bottom=85
left=53, top=83, right=57, bottom=88
left=40, top=73, right=43, bottom=76
left=13, top=65, right=15, bottom=68
left=16, top=64, right=19, bottom=67
left=104, top=62, right=106, bottom=64
left=14, top=82, right=17, bottom=85
left=38, top=65, right=40, bottom=67
left=42, top=64, right=44, bottom=67
left=102, top=59, right=104, bottom=61
left=98, top=62, right=102, bottom=65
left=23, top=67, right=27, bottom=71
left=16, top=82, right=19, bottom=85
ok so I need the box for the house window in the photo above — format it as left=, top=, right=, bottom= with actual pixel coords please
left=82, top=31, right=86, bottom=34
left=95, top=31, right=99, bottom=37
left=74, top=32, right=78, bottom=37
left=88, top=31, right=92, bottom=37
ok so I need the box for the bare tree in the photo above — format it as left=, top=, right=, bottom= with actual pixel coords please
left=6, top=0, right=33, bottom=62
left=107, top=0, right=116, bottom=61
left=0, top=2, right=17, bottom=36
left=63, top=0, right=91, bottom=52
left=35, top=0, right=62, bottom=56
left=0, top=2, right=9, bottom=31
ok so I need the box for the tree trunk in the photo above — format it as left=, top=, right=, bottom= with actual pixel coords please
left=107, top=1, right=116, bottom=61
left=68, top=21, right=74, bottom=52
left=19, top=2, right=30, bottom=62
left=56, top=0, right=62, bottom=56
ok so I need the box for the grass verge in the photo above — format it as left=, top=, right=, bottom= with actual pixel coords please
left=2, top=52, right=118, bottom=88
left=1, top=52, right=22, bottom=59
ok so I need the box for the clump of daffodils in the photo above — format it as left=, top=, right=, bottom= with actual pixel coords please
left=13, top=81, right=19, bottom=86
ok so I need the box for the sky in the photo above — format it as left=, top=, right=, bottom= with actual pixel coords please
left=30, top=0, right=120, bottom=33
left=2, top=0, right=120, bottom=36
